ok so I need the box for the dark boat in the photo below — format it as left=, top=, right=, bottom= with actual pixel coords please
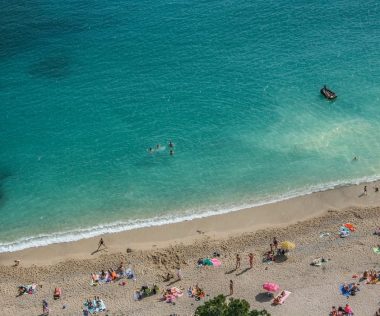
left=320, top=85, right=337, bottom=100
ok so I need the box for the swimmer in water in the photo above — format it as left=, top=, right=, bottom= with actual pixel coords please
left=170, top=149, right=174, bottom=156
left=148, top=147, right=154, bottom=153
left=353, top=156, right=358, bottom=161
left=168, top=140, right=174, bottom=148
left=156, top=144, right=161, bottom=149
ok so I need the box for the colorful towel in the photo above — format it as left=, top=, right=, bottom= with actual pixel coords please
left=83, top=299, right=106, bottom=314
left=339, top=284, right=352, bottom=298
left=211, top=258, right=222, bottom=267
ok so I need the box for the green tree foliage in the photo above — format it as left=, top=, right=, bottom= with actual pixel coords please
left=194, top=294, right=271, bottom=316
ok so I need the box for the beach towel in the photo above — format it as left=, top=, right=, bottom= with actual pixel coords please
left=203, top=258, right=213, bottom=266
left=373, top=247, right=380, bottom=254
left=339, top=227, right=350, bottom=238
left=311, top=258, right=322, bottom=266
left=18, top=284, right=37, bottom=295
left=125, top=268, right=135, bottom=279
left=211, top=258, right=222, bottom=267
left=171, top=287, right=183, bottom=297
left=83, top=299, right=106, bottom=314
left=91, top=272, right=113, bottom=285
left=344, top=223, right=356, bottom=232
left=339, top=284, right=352, bottom=298
left=311, top=258, right=328, bottom=267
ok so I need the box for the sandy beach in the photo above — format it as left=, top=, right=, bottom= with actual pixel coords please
left=1, top=181, right=380, bottom=315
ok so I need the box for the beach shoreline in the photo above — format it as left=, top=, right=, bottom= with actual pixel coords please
left=2, top=180, right=380, bottom=315
left=1, top=179, right=379, bottom=267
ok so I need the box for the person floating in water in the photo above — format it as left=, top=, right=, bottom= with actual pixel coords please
left=352, top=156, right=358, bottom=161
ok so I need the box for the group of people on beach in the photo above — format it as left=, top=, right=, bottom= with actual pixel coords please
left=330, top=304, right=353, bottom=316
left=234, top=252, right=255, bottom=270
left=363, top=185, right=379, bottom=196
left=362, top=269, right=380, bottom=284
left=147, top=140, right=175, bottom=156
left=263, top=237, right=286, bottom=262
left=85, top=297, right=102, bottom=310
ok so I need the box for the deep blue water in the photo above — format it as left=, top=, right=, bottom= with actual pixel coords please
left=1, top=0, right=380, bottom=252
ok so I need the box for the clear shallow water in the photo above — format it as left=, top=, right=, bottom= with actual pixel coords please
left=1, top=0, right=380, bottom=252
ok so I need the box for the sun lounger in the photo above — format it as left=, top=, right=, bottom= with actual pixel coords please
left=278, top=291, right=291, bottom=304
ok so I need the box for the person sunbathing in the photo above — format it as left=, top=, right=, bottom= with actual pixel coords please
left=329, top=306, right=337, bottom=316
left=344, top=304, right=353, bottom=316
left=273, top=291, right=286, bottom=304
left=17, top=286, right=27, bottom=297
left=91, top=273, right=99, bottom=282
left=117, top=262, right=125, bottom=275
left=100, top=270, right=107, bottom=280
left=264, top=251, right=275, bottom=261
left=350, top=283, right=360, bottom=295
left=109, top=268, right=117, bottom=280
left=87, top=299, right=94, bottom=309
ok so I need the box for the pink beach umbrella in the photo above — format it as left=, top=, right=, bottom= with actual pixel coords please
left=263, top=282, right=280, bottom=293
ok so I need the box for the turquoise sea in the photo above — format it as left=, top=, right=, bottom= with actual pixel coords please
left=1, top=0, right=380, bottom=252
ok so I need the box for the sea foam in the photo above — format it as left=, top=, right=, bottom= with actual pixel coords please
left=1, top=175, right=378, bottom=253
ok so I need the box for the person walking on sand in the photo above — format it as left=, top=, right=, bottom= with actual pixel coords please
left=229, top=280, right=234, bottom=296
left=248, top=253, right=254, bottom=269
left=97, top=238, right=107, bottom=251
left=364, top=186, right=367, bottom=196
left=235, top=254, right=241, bottom=270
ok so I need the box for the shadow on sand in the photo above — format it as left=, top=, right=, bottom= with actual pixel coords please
left=255, top=292, right=273, bottom=303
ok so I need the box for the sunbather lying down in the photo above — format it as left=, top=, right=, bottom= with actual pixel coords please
left=311, top=257, right=328, bottom=266
left=17, top=284, right=37, bottom=296
left=273, top=290, right=291, bottom=305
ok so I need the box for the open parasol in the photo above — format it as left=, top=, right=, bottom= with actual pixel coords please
left=263, top=282, right=279, bottom=293
left=280, top=241, right=296, bottom=250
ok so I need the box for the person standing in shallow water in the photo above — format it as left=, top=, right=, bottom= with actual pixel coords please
left=364, top=186, right=367, bottom=196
